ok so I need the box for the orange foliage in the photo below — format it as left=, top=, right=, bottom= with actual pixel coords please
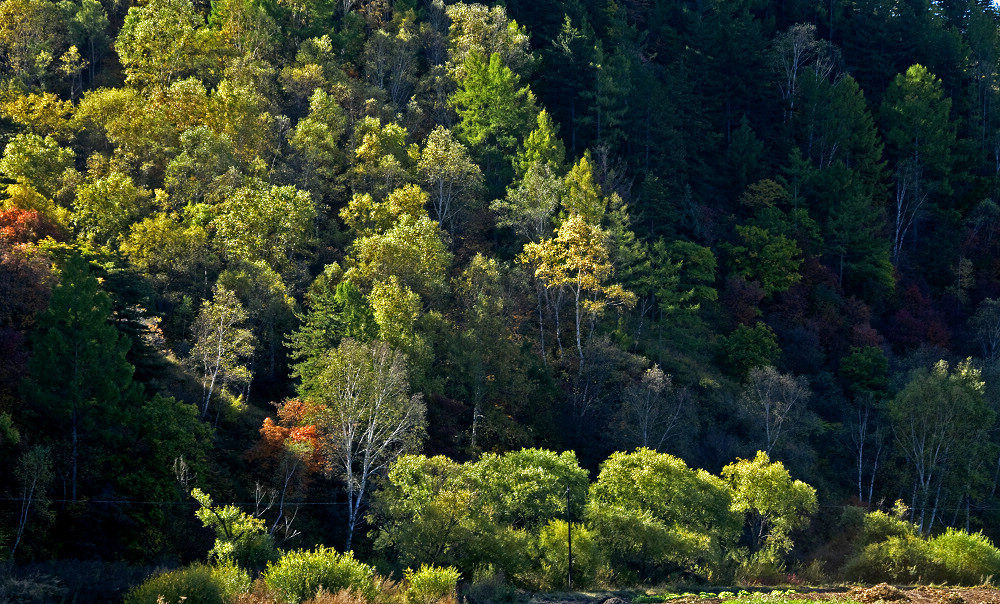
left=0, top=208, right=65, bottom=244
left=251, top=399, right=326, bottom=477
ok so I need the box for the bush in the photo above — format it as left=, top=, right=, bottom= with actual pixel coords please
left=263, top=547, right=378, bottom=603
left=125, top=563, right=248, bottom=604
left=536, top=520, right=601, bottom=590
left=858, top=505, right=916, bottom=548
left=927, top=528, right=1000, bottom=585
left=404, top=565, right=460, bottom=604
left=843, top=535, right=941, bottom=584
left=0, top=571, right=67, bottom=603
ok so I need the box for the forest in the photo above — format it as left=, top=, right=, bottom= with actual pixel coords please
left=6, top=0, right=1000, bottom=599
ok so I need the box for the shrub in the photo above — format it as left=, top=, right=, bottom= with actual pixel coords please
left=125, top=563, right=248, bottom=604
left=536, top=520, right=600, bottom=590
left=858, top=504, right=916, bottom=548
left=213, top=560, right=253, bottom=601
left=927, top=528, right=1000, bottom=585
left=0, top=571, right=67, bottom=603
left=843, top=535, right=941, bottom=584
left=263, top=547, right=378, bottom=604
left=404, top=565, right=460, bottom=604
left=733, top=550, right=785, bottom=586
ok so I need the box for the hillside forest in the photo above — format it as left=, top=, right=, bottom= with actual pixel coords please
left=7, top=0, right=1000, bottom=594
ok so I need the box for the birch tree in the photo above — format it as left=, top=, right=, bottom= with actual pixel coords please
left=302, top=339, right=426, bottom=550
left=889, top=359, right=993, bottom=533
left=189, top=284, right=255, bottom=418
left=740, top=366, right=811, bottom=455
left=417, top=125, right=482, bottom=232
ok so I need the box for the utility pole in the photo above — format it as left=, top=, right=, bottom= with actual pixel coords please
left=566, top=485, right=573, bottom=590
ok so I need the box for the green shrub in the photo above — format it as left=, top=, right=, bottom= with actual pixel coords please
left=263, top=546, right=378, bottom=603
left=404, top=564, right=460, bottom=604
left=843, top=535, right=941, bottom=584
left=125, top=563, right=249, bottom=604
left=928, top=528, right=1000, bottom=585
left=733, top=550, right=785, bottom=586
left=212, top=560, right=253, bottom=601
left=536, top=519, right=600, bottom=590
left=858, top=504, right=916, bottom=549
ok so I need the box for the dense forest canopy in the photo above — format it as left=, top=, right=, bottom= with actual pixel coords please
left=6, top=0, right=1000, bottom=589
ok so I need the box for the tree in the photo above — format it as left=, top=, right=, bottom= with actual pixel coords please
left=522, top=214, right=635, bottom=364
left=881, top=65, right=956, bottom=265
left=289, top=272, right=377, bottom=385
left=301, top=339, right=426, bottom=550
left=0, top=0, right=68, bottom=86
left=840, top=345, right=889, bottom=504
left=213, top=183, right=316, bottom=280
left=115, top=0, right=224, bottom=88
left=470, top=448, right=588, bottom=530
left=970, top=299, right=1000, bottom=361
left=771, top=23, right=834, bottom=121
left=514, top=109, right=565, bottom=178
left=191, top=487, right=278, bottom=570
left=164, top=126, right=240, bottom=207
left=417, top=126, right=482, bottom=232
left=721, top=451, right=817, bottom=562
left=371, top=454, right=479, bottom=572
left=288, top=89, right=347, bottom=207
left=493, top=161, right=561, bottom=242
left=350, top=117, right=414, bottom=199
left=720, top=322, right=780, bottom=378
left=73, top=171, right=152, bottom=244
left=615, top=364, right=693, bottom=453
left=451, top=50, right=536, bottom=192
left=345, top=210, right=451, bottom=301
left=587, top=448, right=740, bottom=582
left=23, top=253, right=140, bottom=502
left=739, top=366, right=812, bottom=456
left=10, top=445, right=53, bottom=559
left=445, top=3, right=531, bottom=79
left=189, top=284, right=255, bottom=418
left=729, top=224, right=803, bottom=296
left=0, top=133, right=73, bottom=200
left=363, top=11, right=419, bottom=107
left=889, top=359, right=994, bottom=533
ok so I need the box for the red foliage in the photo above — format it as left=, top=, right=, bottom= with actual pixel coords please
left=0, top=208, right=64, bottom=245
left=888, top=284, right=950, bottom=349
left=722, top=275, right=765, bottom=326
left=0, top=243, right=53, bottom=330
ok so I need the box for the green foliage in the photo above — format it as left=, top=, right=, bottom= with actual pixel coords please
left=404, top=564, right=460, bottom=604
left=125, top=562, right=249, bottom=604
left=451, top=50, right=536, bottom=190
left=720, top=323, right=780, bottom=378
left=722, top=451, right=818, bottom=559
left=370, top=454, right=477, bottom=572
left=0, top=133, right=73, bottom=199
left=191, top=488, right=278, bottom=570
left=926, top=529, right=1000, bottom=585
left=116, top=0, right=224, bottom=88
left=212, top=182, right=316, bottom=279
left=587, top=448, right=739, bottom=582
left=73, top=171, right=152, bottom=244
left=470, top=448, right=589, bottom=529
left=730, top=225, right=802, bottom=296
left=536, top=520, right=600, bottom=590
left=263, top=547, right=378, bottom=604
left=845, top=506, right=1000, bottom=585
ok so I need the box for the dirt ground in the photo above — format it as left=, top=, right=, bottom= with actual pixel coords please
left=528, top=585, right=1000, bottom=604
